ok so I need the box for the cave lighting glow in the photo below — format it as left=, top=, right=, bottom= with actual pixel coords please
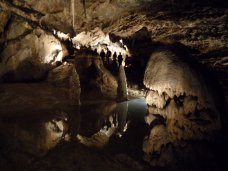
left=44, top=41, right=63, bottom=64
left=53, top=29, right=71, bottom=41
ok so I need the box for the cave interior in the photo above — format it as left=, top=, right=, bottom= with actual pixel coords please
left=0, top=0, right=227, bottom=171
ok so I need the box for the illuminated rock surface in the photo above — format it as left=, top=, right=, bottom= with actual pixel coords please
left=143, top=48, right=224, bottom=167
left=0, top=27, right=67, bottom=82
left=0, top=0, right=227, bottom=171
left=117, top=65, right=128, bottom=102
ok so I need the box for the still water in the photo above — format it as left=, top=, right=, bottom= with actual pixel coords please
left=0, top=98, right=148, bottom=170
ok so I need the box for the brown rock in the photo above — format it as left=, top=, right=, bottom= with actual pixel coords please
left=143, top=48, right=221, bottom=166
left=0, top=11, right=10, bottom=33
left=47, top=63, right=81, bottom=105
left=0, top=28, right=67, bottom=82
left=75, top=54, right=117, bottom=99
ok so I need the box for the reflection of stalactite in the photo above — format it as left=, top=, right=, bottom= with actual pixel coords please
left=81, top=0, right=87, bottom=18
left=117, top=65, right=128, bottom=102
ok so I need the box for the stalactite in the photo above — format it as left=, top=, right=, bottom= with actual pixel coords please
left=71, top=0, right=75, bottom=29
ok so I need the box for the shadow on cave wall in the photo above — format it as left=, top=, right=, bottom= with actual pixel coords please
left=139, top=0, right=228, bottom=14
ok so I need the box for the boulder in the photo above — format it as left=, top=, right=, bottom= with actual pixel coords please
left=0, top=28, right=67, bottom=82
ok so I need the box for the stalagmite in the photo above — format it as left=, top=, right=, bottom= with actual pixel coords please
left=117, top=65, right=128, bottom=102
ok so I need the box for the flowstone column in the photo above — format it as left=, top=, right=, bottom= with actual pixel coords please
left=117, top=65, right=128, bottom=102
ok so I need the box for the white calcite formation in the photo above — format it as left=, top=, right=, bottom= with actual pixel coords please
left=72, top=27, right=129, bottom=57
left=143, top=49, right=221, bottom=166
left=117, top=65, right=128, bottom=102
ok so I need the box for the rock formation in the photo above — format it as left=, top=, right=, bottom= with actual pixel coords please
left=75, top=50, right=118, bottom=99
left=0, top=0, right=227, bottom=170
left=143, top=48, right=223, bottom=167
left=117, top=65, right=128, bottom=102
left=0, top=25, right=67, bottom=82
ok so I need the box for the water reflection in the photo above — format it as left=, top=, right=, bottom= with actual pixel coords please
left=77, top=101, right=129, bottom=148
left=0, top=113, right=68, bottom=168
left=76, top=98, right=148, bottom=149
left=0, top=98, right=148, bottom=168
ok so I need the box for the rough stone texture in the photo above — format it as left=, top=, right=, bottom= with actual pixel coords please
left=0, top=27, right=67, bottom=82
left=12, top=0, right=66, bottom=14
left=72, top=27, right=129, bottom=57
left=75, top=52, right=117, bottom=99
left=103, top=1, right=228, bottom=54
left=144, top=50, right=215, bottom=107
left=6, top=18, right=32, bottom=40
left=11, top=0, right=74, bottom=34
left=70, top=0, right=140, bottom=32
left=145, top=90, right=166, bottom=109
left=0, top=0, right=226, bottom=170
left=143, top=49, right=222, bottom=166
left=47, top=63, right=81, bottom=105
left=0, top=10, right=10, bottom=33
